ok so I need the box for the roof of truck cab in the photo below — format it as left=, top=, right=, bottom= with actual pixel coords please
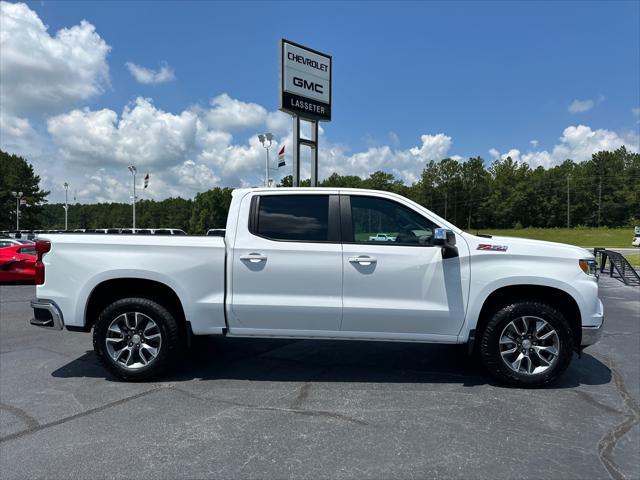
left=233, top=187, right=411, bottom=196
left=232, top=187, right=461, bottom=234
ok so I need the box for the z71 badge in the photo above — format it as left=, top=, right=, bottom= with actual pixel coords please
left=477, top=244, right=508, bottom=252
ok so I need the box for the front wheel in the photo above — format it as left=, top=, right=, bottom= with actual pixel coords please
left=93, top=297, right=180, bottom=381
left=479, top=301, right=574, bottom=387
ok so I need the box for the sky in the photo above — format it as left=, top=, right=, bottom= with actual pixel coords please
left=1, top=0, right=639, bottom=203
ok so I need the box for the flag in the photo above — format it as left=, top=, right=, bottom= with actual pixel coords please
left=278, top=146, right=286, bottom=167
left=144, top=173, right=150, bottom=189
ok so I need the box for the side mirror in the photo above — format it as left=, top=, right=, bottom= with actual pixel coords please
left=433, top=228, right=458, bottom=258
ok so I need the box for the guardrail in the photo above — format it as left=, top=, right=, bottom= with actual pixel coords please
left=594, top=248, right=640, bottom=286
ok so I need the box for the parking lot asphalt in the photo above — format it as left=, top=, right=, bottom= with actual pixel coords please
left=1, top=277, right=638, bottom=480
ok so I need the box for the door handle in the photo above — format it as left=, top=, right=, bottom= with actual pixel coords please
left=348, top=255, right=377, bottom=266
left=240, top=253, right=267, bottom=263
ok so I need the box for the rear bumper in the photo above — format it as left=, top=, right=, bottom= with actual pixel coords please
left=30, top=299, right=64, bottom=330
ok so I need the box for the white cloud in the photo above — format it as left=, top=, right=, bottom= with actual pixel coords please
left=317, top=133, right=454, bottom=185
left=494, top=125, right=638, bottom=168
left=126, top=62, right=175, bottom=84
left=41, top=92, right=459, bottom=196
left=0, top=1, right=110, bottom=117
left=568, top=99, right=594, bottom=113
left=409, top=133, right=452, bottom=161
left=18, top=85, right=639, bottom=204
left=529, top=139, right=539, bottom=148
left=265, top=111, right=291, bottom=134
left=47, top=97, right=198, bottom=168
left=76, top=169, right=132, bottom=203
left=568, top=95, right=604, bottom=114
left=0, top=112, right=48, bottom=160
left=204, top=93, right=267, bottom=130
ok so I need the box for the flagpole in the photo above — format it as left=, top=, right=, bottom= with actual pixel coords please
left=128, top=165, right=137, bottom=231
left=133, top=171, right=136, bottom=230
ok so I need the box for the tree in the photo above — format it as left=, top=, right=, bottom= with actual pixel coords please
left=461, top=157, right=490, bottom=229
left=0, top=150, right=49, bottom=230
left=190, top=188, right=233, bottom=234
left=20, top=148, right=638, bottom=233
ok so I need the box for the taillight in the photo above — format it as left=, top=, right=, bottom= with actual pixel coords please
left=34, top=241, right=51, bottom=285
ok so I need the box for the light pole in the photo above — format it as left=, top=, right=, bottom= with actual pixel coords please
left=566, top=174, right=571, bottom=229
left=258, top=133, right=273, bottom=187
left=11, top=191, right=23, bottom=231
left=63, top=182, right=69, bottom=230
left=128, top=165, right=137, bottom=230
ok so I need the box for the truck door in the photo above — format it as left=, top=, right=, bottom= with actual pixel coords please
left=229, top=193, right=343, bottom=334
left=340, top=194, right=469, bottom=338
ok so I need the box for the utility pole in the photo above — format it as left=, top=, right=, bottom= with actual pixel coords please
left=467, top=194, right=472, bottom=231
left=128, top=165, right=137, bottom=230
left=11, top=191, right=23, bottom=230
left=444, top=191, right=448, bottom=219
left=566, top=174, right=571, bottom=229
left=258, top=133, right=273, bottom=187
left=597, top=177, right=602, bottom=227
left=63, top=182, right=69, bottom=230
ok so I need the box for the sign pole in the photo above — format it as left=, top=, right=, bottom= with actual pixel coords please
left=292, top=115, right=301, bottom=187
left=310, top=120, right=318, bottom=186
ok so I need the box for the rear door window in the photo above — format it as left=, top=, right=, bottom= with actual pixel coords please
left=254, top=195, right=329, bottom=242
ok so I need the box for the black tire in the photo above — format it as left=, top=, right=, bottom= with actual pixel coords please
left=479, top=301, right=573, bottom=387
left=93, top=297, right=180, bottom=381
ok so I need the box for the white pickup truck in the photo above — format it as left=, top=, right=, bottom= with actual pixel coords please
left=30, top=188, right=603, bottom=387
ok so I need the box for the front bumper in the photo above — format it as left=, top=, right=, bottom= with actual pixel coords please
left=581, top=323, right=603, bottom=347
left=581, top=299, right=604, bottom=347
left=30, top=299, right=64, bottom=330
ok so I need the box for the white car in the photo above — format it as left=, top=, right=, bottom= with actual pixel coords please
left=152, top=228, right=187, bottom=235
left=0, top=238, right=33, bottom=248
left=368, top=233, right=396, bottom=242
left=632, top=235, right=640, bottom=247
left=31, top=188, right=603, bottom=387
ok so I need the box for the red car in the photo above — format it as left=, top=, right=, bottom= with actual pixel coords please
left=0, top=244, right=36, bottom=284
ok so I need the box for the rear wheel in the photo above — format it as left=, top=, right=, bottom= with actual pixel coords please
left=93, top=297, right=180, bottom=381
left=479, top=301, right=573, bottom=387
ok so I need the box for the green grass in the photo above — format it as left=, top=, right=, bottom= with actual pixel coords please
left=475, top=228, right=634, bottom=248
left=624, top=254, right=640, bottom=268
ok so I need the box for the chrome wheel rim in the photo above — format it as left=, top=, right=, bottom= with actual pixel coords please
left=105, top=312, right=162, bottom=370
left=499, top=316, right=560, bottom=375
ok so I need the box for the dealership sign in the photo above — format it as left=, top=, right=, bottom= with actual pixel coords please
left=280, top=39, right=332, bottom=121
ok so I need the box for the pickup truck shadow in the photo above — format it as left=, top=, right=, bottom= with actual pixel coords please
left=52, top=337, right=611, bottom=389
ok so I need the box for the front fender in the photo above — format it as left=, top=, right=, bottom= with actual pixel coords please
left=458, top=255, right=598, bottom=341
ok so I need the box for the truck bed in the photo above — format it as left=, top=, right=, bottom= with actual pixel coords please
left=37, top=234, right=227, bottom=334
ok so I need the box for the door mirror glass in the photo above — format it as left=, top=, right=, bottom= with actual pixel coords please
left=433, top=228, right=456, bottom=247
left=433, top=228, right=458, bottom=257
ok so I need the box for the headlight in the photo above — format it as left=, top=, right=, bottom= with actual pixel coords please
left=579, top=259, right=598, bottom=276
